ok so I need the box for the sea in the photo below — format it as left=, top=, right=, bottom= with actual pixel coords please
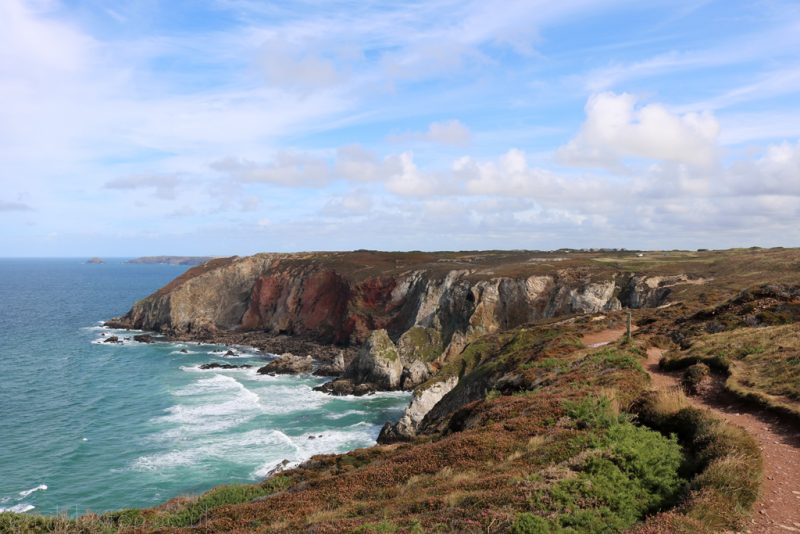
left=0, top=259, right=409, bottom=516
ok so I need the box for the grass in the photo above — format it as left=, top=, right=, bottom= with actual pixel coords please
left=661, top=323, right=800, bottom=418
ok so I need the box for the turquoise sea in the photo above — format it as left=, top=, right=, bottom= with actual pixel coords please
left=0, top=259, right=408, bottom=516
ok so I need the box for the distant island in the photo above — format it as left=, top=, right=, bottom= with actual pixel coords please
left=126, top=256, right=213, bottom=266
left=85, top=257, right=104, bottom=264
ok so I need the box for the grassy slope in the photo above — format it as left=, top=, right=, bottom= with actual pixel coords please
left=661, top=323, right=800, bottom=418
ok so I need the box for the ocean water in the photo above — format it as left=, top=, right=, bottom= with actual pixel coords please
left=0, top=259, right=409, bottom=516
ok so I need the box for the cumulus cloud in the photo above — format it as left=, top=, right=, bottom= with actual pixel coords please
left=453, top=149, right=607, bottom=202
left=211, top=152, right=331, bottom=187
left=728, top=140, right=800, bottom=196
left=104, top=174, right=182, bottom=199
left=384, top=152, right=450, bottom=197
left=558, top=93, right=720, bottom=169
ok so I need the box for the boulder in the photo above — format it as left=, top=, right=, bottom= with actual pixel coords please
left=345, top=329, right=402, bottom=390
left=313, top=351, right=346, bottom=377
left=257, top=353, right=313, bottom=375
left=103, top=336, right=121, bottom=344
left=133, top=334, right=154, bottom=343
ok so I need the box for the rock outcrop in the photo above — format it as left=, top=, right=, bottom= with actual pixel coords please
left=378, top=376, right=459, bottom=443
left=315, top=330, right=402, bottom=394
left=313, top=351, right=346, bottom=377
left=257, top=354, right=313, bottom=375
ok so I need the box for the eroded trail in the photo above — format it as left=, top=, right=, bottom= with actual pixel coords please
left=581, top=328, right=800, bottom=533
left=644, top=347, right=800, bottom=533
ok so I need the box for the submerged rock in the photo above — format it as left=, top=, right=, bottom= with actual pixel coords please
left=199, top=362, right=252, bottom=370
left=313, top=378, right=376, bottom=397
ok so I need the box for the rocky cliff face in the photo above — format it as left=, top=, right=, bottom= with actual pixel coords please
left=113, top=253, right=681, bottom=347
left=110, top=251, right=704, bottom=441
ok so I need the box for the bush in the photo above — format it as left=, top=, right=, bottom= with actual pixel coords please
left=512, top=513, right=554, bottom=533
left=681, top=363, right=710, bottom=395
left=522, top=419, right=686, bottom=533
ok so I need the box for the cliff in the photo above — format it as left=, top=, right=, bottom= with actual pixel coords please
left=110, top=250, right=686, bottom=347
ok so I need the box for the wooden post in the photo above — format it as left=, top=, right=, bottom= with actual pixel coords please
left=626, top=311, right=632, bottom=343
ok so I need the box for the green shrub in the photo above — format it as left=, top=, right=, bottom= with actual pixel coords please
left=564, top=395, right=619, bottom=429
left=524, top=418, right=685, bottom=533
left=511, top=513, right=554, bottom=533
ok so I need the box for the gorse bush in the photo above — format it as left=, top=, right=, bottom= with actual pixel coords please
left=520, top=421, right=685, bottom=533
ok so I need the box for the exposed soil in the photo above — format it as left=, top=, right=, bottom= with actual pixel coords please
left=645, top=346, right=800, bottom=533
left=583, top=326, right=800, bottom=532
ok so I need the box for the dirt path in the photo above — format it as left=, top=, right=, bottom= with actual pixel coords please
left=644, top=347, right=800, bottom=533
left=580, top=328, right=800, bottom=533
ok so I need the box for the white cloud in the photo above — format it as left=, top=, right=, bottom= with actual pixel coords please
left=558, top=92, right=720, bottom=168
left=385, top=152, right=443, bottom=197
left=211, top=152, right=331, bottom=187
left=728, top=140, right=800, bottom=196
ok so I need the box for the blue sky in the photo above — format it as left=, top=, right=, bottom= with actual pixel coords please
left=1, top=0, right=799, bottom=256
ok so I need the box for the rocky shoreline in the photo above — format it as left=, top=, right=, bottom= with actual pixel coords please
left=103, top=251, right=725, bottom=444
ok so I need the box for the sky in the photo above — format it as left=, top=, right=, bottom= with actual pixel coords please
left=1, top=0, right=800, bottom=256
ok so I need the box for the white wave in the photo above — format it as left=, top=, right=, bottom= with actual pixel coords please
left=251, top=427, right=378, bottom=478
left=0, top=504, right=35, bottom=513
left=171, top=350, right=199, bottom=355
left=18, top=485, right=47, bottom=498
left=132, top=429, right=301, bottom=472
left=325, top=410, right=367, bottom=420
left=253, top=458, right=300, bottom=478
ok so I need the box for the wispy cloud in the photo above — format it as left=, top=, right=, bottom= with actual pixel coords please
left=2, top=0, right=800, bottom=255
left=0, top=200, right=33, bottom=212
